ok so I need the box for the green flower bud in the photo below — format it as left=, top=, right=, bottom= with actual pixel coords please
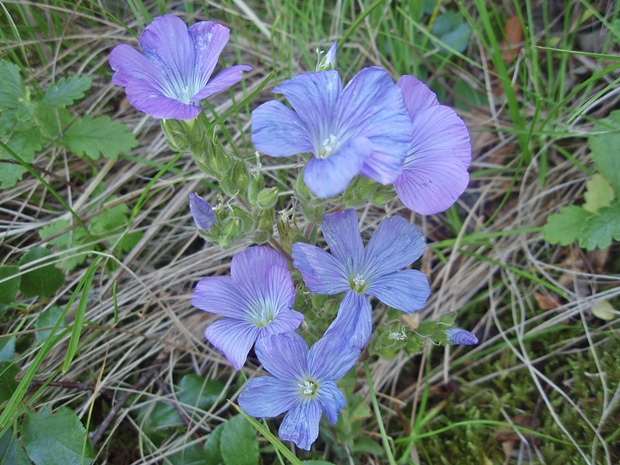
left=247, top=174, right=265, bottom=206
left=218, top=218, right=242, bottom=249
left=193, top=138, right=232, bottom=178
left=256, top=187, right=279, bottom=209
left=230, top=160, right=251, bottom=194
left=162, top=119, right=194, bottom=152
left=256, top=207, right=275, bottom=233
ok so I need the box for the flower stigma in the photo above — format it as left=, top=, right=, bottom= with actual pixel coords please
left=318, top=134, right=339, bottom=159
left=299, top=379, right=319, bottom=397
left=350, top=273, right=367, bottom=293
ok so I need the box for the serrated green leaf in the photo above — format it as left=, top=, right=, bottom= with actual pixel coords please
left=0, top=428, right=31, bottom=465
left=578, top=201, right=620, bottom=250
left=91, top=203, right=130, bottom=235
left=38, top=219, right=92, bottom=271
left=0, top=363, right=19, bottom=404
left=0, top=60, right=25, bottom=110
left=0, top=129, right=43, bottom=163
left=0, top=163, right=27, bottom=189
left=220, top=415, right=259, bottom=465
left=589, top=111, right=620, bottom=192
left=204, top=423, right=225, bottom=465
left=35, top=306, right=66, bottom=343
left=41, top=76, right=91, bottom=108
left=583, top=174, right=614, bottom=213
left=22, top=407, right=94, bottom=465
left=60, top=115, right=138, bottom=160
left=36, top=107, right=73, bottom=139
left=19, top=247, right=65, bottom=298
left=543, top=205, right=591, bottom=246
left=0, top=266, right=20, bottom=306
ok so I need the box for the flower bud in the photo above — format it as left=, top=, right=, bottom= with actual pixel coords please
left=256, top=187, right=279, bottom=209
left=316, top=42, right=338, bottom=71
left=446, top=328, right=479, bottom=346
left=189, top=193, right=216, bottom=232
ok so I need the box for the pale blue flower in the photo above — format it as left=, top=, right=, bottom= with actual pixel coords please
left=238, top=332, right=360, bottom=450
left=292, top=209, right=430, bottom=348
left=191, top=246, right=303, bottom=370
left=252, top=67, right=411, bottom=198
left=110, top=15, right=251, bottom=120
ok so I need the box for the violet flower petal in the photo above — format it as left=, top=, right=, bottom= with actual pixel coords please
left=252, top=100, right=314, bottom=156
left=255, top=332, right=308, bottom=381
left=364, top=215, right=425, bottom=278
left=204, top=319, right=260, bottom=370
left=316, top=380, right=346, bottom=424
left=238, top=377, right=299, bottom=418
left=366, top=269, right=430, bottom=312
left=189, top=192, right=216, bottom=232
left=320, top=209, right=365, bottom=269
left=193, top=64, right=253, bottom=101
left=191, top=276, right=248, bottom=318
left=396, top=75, right=439, bottom=120
left=308, top=333, right=360, bottom=381
left=324, top=291, right=373, bottom=349
left=292, top=243, right=349, bottom=295
left=279, top=401, right=323, bottom=451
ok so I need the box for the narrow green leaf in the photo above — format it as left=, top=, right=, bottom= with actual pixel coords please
left=230, top=403, right=304, bottom=465
left=41, top=76, right=92, bottom=108
left=63, top=258, right=99, bottom=372
left=543, top=206, right=591, bottom=246
left=22, top=407, right=95, bottom=465
left=19, top=248, right=65, bottom=298
left=60, top=115, right=138, bottom=160
left=0, top=266, right=20, bottom=306
left=220, top=414, right=259, bottom=465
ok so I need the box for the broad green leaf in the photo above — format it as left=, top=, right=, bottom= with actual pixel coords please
left=36, top=306, right=65, bottom=343
left=0, top=338, right=15, bottom=362
left=19, top=247, right=65, bottom=298
left=543, top=205, right=591, bottom=246
left=583, top=174, right=614, bottom=213
left=589, top=110, right=620, bottom=192
left=0, top=362, right=19, bottom=404
left=60, top=115, right=138, bottom=160
left=41, top=76, right=92, bottom=108
left=36, top=107, right=73, bottom=139
left=220, top=415, right=259, bottom=465
left=431, top=12, right=471, bottom=54
left=578, top=201, right=620, bottom=250
left=177, top=375, right=225, bottom=411
left=204, top=423, right=225, bottom=465
left=168, top=442, right=207, bottom=465
left=0, top=266, right=20, bottom=305
left=353, top=436, right=383, bottom=455
left=592, top=301, right=616, bottom=321
left=0, top=428, right=30, bottom=465
left=22, top=407, right=95, bottom=465
left=0, top=60, right=25, bottom=110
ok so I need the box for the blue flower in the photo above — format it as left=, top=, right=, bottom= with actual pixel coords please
left=446, top=328, right=478, bottom=346
left=238, top=332, right=360, bottom=450
left=109, top=15, right=251, bottom=120
left=189, top=193, right=216, bottom=232
left=251, top=67, right=412, bottom=198
left=191, top=246, right=304, bottom=370
left=292, top=209, right=430, bottom=348
left=394, top=75, right=471, bottom=215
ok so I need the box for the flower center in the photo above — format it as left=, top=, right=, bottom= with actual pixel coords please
left=298, top=379, right=319, bottom=398
left=317, top=134, right=339, bottom=159
left=350, top=273, right=367, bottom=293
left=253, top=305, right=277, bottom=328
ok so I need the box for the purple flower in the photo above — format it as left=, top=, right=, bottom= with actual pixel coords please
left=109, top=15, right=251, bottom=120
left=191, top=246, right=304, bottom=370
left=251, top=67, right=412, bottom=198
left=394, top=75, right=471, bottom=215
left=238, top=332, right=360, bottom=450
left=292, top=209, right=430, bottom=348
left=446, top=328, right=479, bottom=346
left=189, top=193, right=216, bottom=232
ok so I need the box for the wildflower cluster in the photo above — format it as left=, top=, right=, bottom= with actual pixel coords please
left=110, top=14, right=477, bottom=452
